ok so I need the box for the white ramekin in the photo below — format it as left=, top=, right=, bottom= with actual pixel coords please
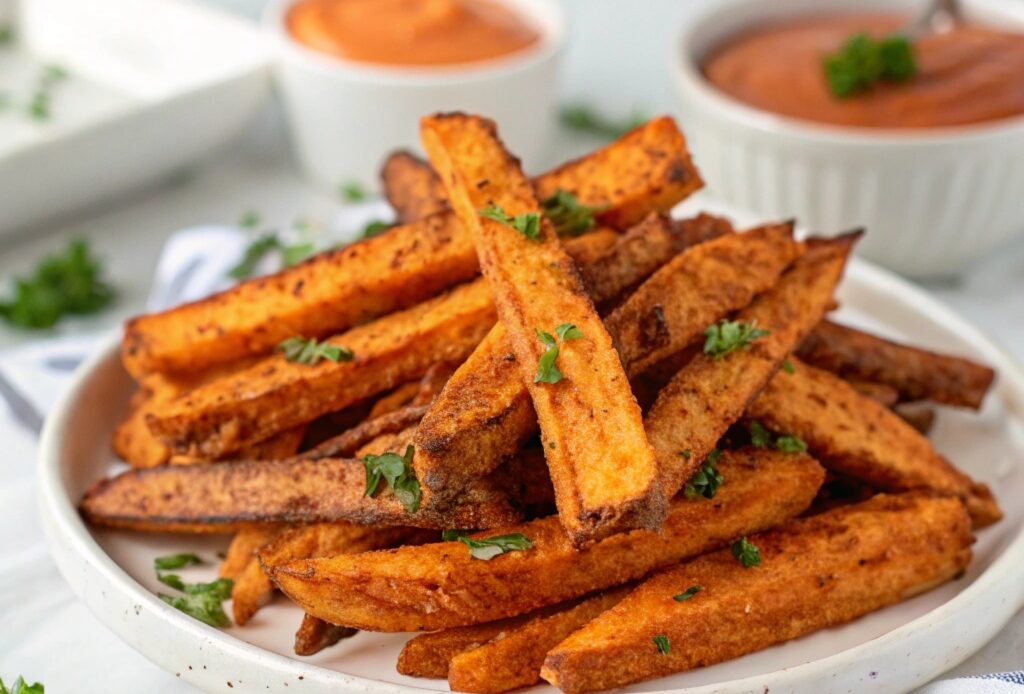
left=263, top=0, right=564, bottom=189
left=673, top=0, right=1024, bottom=278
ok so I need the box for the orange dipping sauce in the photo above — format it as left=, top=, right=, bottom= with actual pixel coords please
left=703, top=14, right=1024, bottom=129
left=286, top=0, right=541, bottom=67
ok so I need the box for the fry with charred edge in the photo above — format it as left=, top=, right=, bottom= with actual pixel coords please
left=147, top=231, right=616, bottom=459
left=294, top=614, right=357, bottom=656
left=648, top=234, right=857, bottom=500
left=541, top=494, right=973, bottom=694
left=381, top=150, right=449, bottom=223
left=447, top=588, right=630, bottom=693
left=122, top=117, right=700, bottom=378
left=797, top=319, right=996, bottom=409
left=748, top=358, right=1001, bottom=527
left=413, top=221, right=799, bottom=505
left=269, top=449, right=824, bottom=632
left=422, top=112, right=661, bottom=544
left=80, top=456, right=525, bottom=532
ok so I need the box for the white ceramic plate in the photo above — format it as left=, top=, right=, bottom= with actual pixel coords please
left=38, top=257, right=1024, bottom=694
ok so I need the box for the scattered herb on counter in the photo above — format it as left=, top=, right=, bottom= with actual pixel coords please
left=0, top=677, right=44, bottom=694
left=238, top=210, right=261, bottom=229
left=560, top=103, right=649, bottom=140
left=154, top=553, right=203, bottom=571
left=339, top=181, right=367, bottom=202
left=228, top=234, right=281, bottom=279
left=540, top=190, right=606, bottom=237
left=0, top=239, right=115, bottom=329
left=823, top=33, right=916, bottom=98
left=535, top=323, right=584, bottom=384
left=362, top=220, right=390, bottom=238
left=684, top=449, right=723, bottom=500
left=27, top=64, right=69, bottom=121
left=363, top=445, right=421, bottom=513
left=277, top=336, right=354, bottom=365
left=442, top=530, right=534, bottom=561
left=781, top=358, right=795, bottom=374
left=702, top=319, right=769, bottom=360
left=673, top=585, right=703, bottom=602
left=479, top=204, right=542, bottom=240
left=731, top=537, right=761, bottom=568
left=652, top=635, right=671, bottom=655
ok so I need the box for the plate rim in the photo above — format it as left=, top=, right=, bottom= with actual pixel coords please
left=37, top=256, right=1024, bottom=694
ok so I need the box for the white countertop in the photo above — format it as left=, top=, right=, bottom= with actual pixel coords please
left=0, top=0, right=1021, bottom=691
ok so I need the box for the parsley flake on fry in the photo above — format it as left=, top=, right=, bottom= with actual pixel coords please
left=776, top=434, right=808, bottom=453
left=442, top=530, right=533, bottom=560
left=540, top=189, right=607, bottom=237
left=673, top=585, right=703, bottom=602
left=363, top=445, right=421, bottom=513
left=277, top=336, right=354, bottom=365
left=684, top=450, right=723, bottom=499
left=652, top=634, right=671, bottom=655
left=535, top=323, right=583, bottom=384
left=703, top=319, right=769, bottom=360
left=478, top=204, right=542, bottom=240
left=731, top=537, right=761, bottom=568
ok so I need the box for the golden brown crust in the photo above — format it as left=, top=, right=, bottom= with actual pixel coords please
left=647, top=233, right=857, bottom=500
left=268, top=450, right=824, bottom=631
left=398, top=614, right=541, bottom=679
left=747, top=358, right=1001, bottom=527
left=380, top=150, right=449, bottom=223
left=122, top=118, right=700, bottom=378
left=422, top=112, right=662, bottom=544
left=541, top=494, right=973, bottom=693
left=294, top=614, right=357, bottom=656
left=219, top=525, right=287, bottom=580
left=797, top=319, right=996, bottom=409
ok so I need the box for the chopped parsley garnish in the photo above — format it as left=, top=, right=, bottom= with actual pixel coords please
left=0, top=239, right=115, bottom=329
left=652, top=635, right=671, bottom=655
left=154, top=553, right=203, bottom=571
left=781, top=358, right=796, bottom=374
left=534, top=323, right=583, bottom=384
left=540, top=190, right=606, bottom=237
left=673, top=585, right=703, bottom=602
left=823, top=33, right=916, bottom=98
left=281, top=241, right=315, bottom=267
left=478, top=204, right=542, bottom=241
left=277, top=336, right=354, bottom=365
left=684, top=449, right=723, bottom=499
left=680, top=450, right=692, bottom=460
left=731, top=537, right=761, bottom=568
left=442, top=530, right=533, bottom=560
left=228, top=234, right=280, bottom=279
left=363, top=445, right=421, bottom=513
left=748, top=421, right=771, bottom=448
left=559, top=104, right=648, bottom=140
left=339, top=181, right=367, bottom=202
left=0, top=677, right=44, bottom=694
left=703, top=319, right=769, bottom=360
left=158, top=576, right=234, bottom=627
left=362, top=220, right=390, bottom=238
left=775, top=434, right=808, bottom=454
left=26, top=64, right=69, bottom=121
left=238, top=210, right=261, bottom=229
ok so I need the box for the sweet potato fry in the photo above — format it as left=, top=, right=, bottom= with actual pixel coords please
left=112, top=374, right=180, bottom=468
left=300, top=406, right=428, bottom=460
left=845, top=379, right=900, bottom=407
left=647, top=234, right=857, bottom=500
left=422, top=112, right=660, bottom=543
left=219, top=525, right=286, bottom=581
left=398, top=615, right=540, bottom=679
left=541, top=494, right=973, bottom=693
left=269, top=449, right=824, bottom=631
left=413, top=221, right=798, bottom=505
left=368, top=382, right=422, bottom=419
left=148, top=231, right=615, bottom=459
left=797, top=319, right=996, bottom=408
left=447, top=587, right=630, bottom=693
left=747, top=359, right=1001, bottom=527
left=231, top=550, right=280, bottom=625
left=381, top=150, right=448, bottom=223
left=294, top=614, right=356, bottom=656
left=123, top=117, right=700, bottom=378
left=80, top=455, right=524, bottom=532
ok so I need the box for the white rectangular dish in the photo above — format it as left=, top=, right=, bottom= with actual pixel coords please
left=0, top=0, right=270, bottom=238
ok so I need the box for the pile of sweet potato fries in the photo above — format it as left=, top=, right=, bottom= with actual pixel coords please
left=81, top=113, right=1001, bottom=693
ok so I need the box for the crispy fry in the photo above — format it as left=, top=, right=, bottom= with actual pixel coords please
left=413, top=221, right=799, bottom=505
left=398, top=615, right=539, bottom=679
left=80, top=455, right=525, bottom=532
left=368, top=382, right=422, bottom=419
left=541, top=494, right=973, bottom=693
left=148, top=231, right=616, bottom=459
left=422, top=112, right=661, bottom=543
left=748, top=358, right=1001, bottom=527
left=647, top=234, right=857, bottom=500
left=294, top=614, right=356, bottom=656
left=300, top=405, right=428, bottom=460
left=219, top=525, right=286, bottom=580
left=797, top=319, right=996, bottom=408
left=112, top=374, right=180, bottom=468
left=123, top=118, right=700, bottom=378
left=269, top=449, right=824, bottom=631
left=896, top=402, right=937, bottom=434
left=448, top=588, right=630, bottom=693
left=845, top=379, right=900, bottom=407
left=232, top=550, right=280, bottom=625
left=381, top=150, right=448, bottom=223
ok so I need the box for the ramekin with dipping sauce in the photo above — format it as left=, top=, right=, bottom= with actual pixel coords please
left=264, top=0, right=564, bottom=188
left=673, top=0, right=1024, bottom=277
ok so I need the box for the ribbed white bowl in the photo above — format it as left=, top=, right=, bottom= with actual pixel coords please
left=672, top=0, right=1024, bottom=278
